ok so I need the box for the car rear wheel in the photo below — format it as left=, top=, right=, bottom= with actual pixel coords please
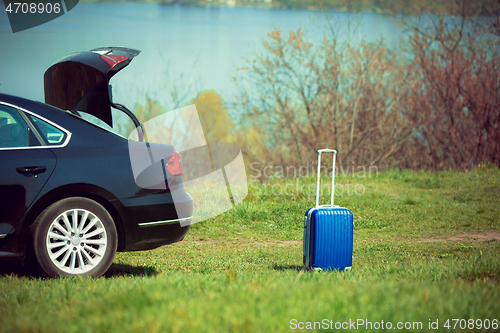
left=31, top=197, right=117, bottom=278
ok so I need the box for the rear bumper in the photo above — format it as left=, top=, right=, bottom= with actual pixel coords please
left=114, top=189, right=193, bottom=252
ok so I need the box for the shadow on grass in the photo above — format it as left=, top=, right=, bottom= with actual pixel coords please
left=272, top=264, right=303, bottom=272
left=0, top=262, right=159, bottom=278
left=104, top=263, right=160, bottom=278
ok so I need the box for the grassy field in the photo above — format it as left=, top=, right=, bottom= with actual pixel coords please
left=1, top=167, right=499, bottom=332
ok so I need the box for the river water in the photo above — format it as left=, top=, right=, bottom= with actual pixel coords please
left=0, top=2, right=406, bottom=109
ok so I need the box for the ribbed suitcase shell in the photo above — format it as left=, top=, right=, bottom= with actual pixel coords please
left=303, top=207, right=353, bottom=270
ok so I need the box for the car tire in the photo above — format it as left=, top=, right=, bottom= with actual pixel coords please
left=31, top=197, right=117, bottom=278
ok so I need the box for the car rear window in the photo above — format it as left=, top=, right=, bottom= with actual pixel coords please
left=77, top=111, right=130, bottom=139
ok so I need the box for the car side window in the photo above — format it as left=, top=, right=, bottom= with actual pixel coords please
left=0, top=104, right=29, bottom=148
left=27, top=114, right=67, bottom=145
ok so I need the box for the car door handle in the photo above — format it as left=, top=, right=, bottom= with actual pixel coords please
left=16, top=166, right=47, bottom=177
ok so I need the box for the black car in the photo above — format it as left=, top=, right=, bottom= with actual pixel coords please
left=0, top=47, right=193, bottom=277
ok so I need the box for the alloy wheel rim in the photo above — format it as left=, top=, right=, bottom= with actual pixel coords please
left=46, top=208, right=108, bottom=274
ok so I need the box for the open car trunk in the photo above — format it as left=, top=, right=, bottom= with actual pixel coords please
left=44, top=47, right=140, bottom=127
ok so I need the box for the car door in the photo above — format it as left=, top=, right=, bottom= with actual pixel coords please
left=0, top=103, right=57, bottom=236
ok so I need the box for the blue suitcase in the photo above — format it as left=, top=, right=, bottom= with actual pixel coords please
left=303, top=149, right=353, bottom=271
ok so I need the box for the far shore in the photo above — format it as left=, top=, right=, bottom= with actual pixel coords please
left=78, top=0, right=394, bottom=15
left=78, top=0, right=496, bottom=16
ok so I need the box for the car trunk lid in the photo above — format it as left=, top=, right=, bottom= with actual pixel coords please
left=44, top=47, right=140, bottom=127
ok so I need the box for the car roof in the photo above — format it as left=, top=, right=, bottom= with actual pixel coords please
left=0, top=92, right=130, bottom=147
left=0, top=93, right=61, bottom=117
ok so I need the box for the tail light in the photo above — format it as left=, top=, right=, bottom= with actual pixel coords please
left=100, top=54, right=129, bottom=69
left=166, top=151, right=183, bottom=177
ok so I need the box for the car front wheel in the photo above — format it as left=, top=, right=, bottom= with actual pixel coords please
left=31, top=197, right=117, bottom=278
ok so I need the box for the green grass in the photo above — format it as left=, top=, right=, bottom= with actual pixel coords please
left=1, top=168, right=499, bottom=332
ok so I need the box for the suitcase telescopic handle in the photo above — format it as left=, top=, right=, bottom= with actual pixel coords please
left=317, top=149, right=337, bottom=154
left=316, top=149, right=337, bottom=207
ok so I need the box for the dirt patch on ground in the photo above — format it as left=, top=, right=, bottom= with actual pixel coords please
left=418, top=231, right=500, bottom=243
left=179, top=239, right=301, bottom=247
left=252, top=240, right=302, bottom=247
left=188, top=240, right=217, bottom=245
